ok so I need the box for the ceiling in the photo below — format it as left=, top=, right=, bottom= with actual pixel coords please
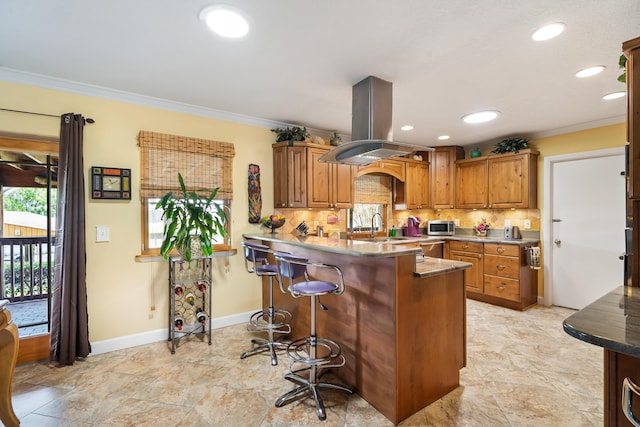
left=1, top=1, right=639, bottom=149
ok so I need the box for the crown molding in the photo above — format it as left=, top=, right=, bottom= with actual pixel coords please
left=0, top=67, right=336, bottom=138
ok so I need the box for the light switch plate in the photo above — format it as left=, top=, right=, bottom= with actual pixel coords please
left=454, top=219, right=460, bottom=226
left=96, top=225, right=110, bottom=242
left=524, top=219, right=531, bottom=229
left=504, top=219, right=511, bottom=226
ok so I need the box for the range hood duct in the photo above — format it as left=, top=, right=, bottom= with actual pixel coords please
left=319, top=76, right=430, bottom=166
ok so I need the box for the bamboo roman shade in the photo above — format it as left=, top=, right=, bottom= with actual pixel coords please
left=354, top=174, right=392, bottom=204
left=138, top=130, right=235, bottom=199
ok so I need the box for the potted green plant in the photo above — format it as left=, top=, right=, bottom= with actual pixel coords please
left=156, top=173, right=227, bottom=262
left=271, top=126, right=310, bottom=143
left=491, top=137, right=529, bottom=154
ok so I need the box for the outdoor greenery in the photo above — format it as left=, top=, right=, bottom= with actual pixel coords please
left=3, top=261, right=50, bottom=299
left=4, top=187, right=57, bottom=216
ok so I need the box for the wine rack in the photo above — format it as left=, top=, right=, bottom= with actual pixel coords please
left=168, top=256, right=212, bottom=354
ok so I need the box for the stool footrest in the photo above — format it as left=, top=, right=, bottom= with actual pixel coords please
left=247, top=308, right=292, bottom=332
left=286, top=336, right=345, bottom=367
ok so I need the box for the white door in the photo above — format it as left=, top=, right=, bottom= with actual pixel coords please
left=549, top=149, right=625, bottom=309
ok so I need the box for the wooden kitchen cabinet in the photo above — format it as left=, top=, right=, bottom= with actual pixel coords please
left=356, top=158, right=406, bottom=181
left=488, top=152, right=537, bottom=208
left=273, top=144, right=307, bottom=208
left=273, top=142, right=354, bottom=209
left=308, top=147, right=354, bottom=209
left=446, top=240, right=538, bottom=310
left=404, top=159, right=429, bottom=209
left=449, top=240, right=483, bottom=293
left=455, top=149, right=538, bottom=209
left=455, top=160, right=487, bottom=208
left=430, top=146, right=465, bottom=209
left=480, top=242, right=537, bottom=310
left=624, top=36, right=640, bottom=200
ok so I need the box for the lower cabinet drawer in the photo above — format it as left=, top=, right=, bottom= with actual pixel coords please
left=484, top=275, right=520, bottom=302
left=484, top=254, right=520, bottom=279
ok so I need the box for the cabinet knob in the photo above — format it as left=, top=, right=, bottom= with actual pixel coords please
left=496, top=247, right=505, bottom=254
left=496, top=264, right=506, bottom=270
left=496, top=284, right=507, bottom=291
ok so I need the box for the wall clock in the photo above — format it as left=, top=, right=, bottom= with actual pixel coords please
left=91, top=166, right=131, bottom=200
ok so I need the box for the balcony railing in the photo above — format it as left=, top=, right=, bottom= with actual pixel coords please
left=1, top=236, right=53, bottom=302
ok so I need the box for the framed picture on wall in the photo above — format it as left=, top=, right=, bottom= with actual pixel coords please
left=91, top=166, right=131, bottom=200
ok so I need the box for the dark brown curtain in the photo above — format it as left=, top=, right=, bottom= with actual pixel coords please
left=50, top=113, right=90, bottom=365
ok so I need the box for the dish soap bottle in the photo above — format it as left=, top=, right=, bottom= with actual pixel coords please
left=389, top=225, right=397, bottom=237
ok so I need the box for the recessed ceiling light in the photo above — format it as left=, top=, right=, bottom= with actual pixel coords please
left=602, top=91, right=626, bottom=100
left=401, top=125, right=414, bottom=131
left=532, top=23, right=565, bottom=41
left=438, top=135, right=450, bottom=140
left=462, top=111, right=500, bottom=124
left=200, top=5, right=250, bottom=38
left=576, top=66, right=605, bottom=78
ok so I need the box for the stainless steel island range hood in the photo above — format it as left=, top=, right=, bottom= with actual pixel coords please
left=319, top=76, right=430, bottom=166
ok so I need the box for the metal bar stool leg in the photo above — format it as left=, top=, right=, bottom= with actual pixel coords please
left=240, top=241, right=292, bottom=365
left=273, top=253, right=353, bottom=421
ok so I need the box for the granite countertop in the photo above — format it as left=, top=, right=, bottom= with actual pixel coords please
left=563, top=286, right=640, bottom=358
left=243, top=232, right=422, bottom=258
left=413, top=255, right=473, bottom=278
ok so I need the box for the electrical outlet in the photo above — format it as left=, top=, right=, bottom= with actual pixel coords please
left=504, top=219, right=511, bottom=226
left=524, top=219, right=531, bottom=229
left=454, top=219, right=460, bottom=226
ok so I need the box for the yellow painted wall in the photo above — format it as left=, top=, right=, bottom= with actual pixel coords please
left=0, top=80, right=274, bottom=341
left=0, top=78, right=629, bottom=337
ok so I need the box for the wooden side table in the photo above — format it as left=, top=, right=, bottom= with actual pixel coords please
left=0, top=300, right=19, bottom=427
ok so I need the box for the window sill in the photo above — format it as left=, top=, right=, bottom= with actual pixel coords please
left=135, top=245, right=237, bottom=263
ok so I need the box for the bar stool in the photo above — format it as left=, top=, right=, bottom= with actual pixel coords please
left=240, top=241, right=292, bottom=366
left=273, top=252, right=353, bottom=421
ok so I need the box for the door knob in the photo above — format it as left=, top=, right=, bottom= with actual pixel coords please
left=554, top=239, right=561, bottom=246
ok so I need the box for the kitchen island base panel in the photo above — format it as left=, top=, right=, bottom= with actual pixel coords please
left=264, top=241, right=466, bottom=425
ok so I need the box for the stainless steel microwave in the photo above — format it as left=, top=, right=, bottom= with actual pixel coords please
left=427, top=220, right=455, bottom=236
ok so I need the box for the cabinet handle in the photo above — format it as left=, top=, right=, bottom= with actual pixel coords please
left=462, top=244, right=469, bottom=249
left=623, top=377, right=640, bottom=427
left=496, top=247, right=505, bottom=254
left=496, top=264, right=506, bottom=270
left=496, top=284, right=507, bottom=291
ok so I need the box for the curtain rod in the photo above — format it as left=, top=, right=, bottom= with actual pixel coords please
left=0, top=108, right=95, bottom=123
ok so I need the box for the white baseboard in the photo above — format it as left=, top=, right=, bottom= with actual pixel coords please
left=90, top=311, right=252, bottom=355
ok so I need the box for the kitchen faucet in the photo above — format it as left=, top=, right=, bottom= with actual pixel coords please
left=371, top=212, right=383, bottom=238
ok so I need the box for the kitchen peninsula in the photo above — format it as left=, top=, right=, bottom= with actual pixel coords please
left=243, top=232, right=471, bottom=424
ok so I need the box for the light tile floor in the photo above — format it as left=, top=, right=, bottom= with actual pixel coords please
left=10, top=299, right=602, bottom=426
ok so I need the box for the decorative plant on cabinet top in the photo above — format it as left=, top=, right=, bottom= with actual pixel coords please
left=271, top=126, right=310, bottom=143
left=156, top=173, right=227, bottom=262
left=491, top=137, right=529, bottom=154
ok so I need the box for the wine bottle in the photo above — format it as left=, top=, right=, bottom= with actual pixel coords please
left=185, top=292, right=196, bottom=306
left=174, top=313, right=184, bottom=330
left=197, top=282, right=207, bottom=293
left=174, top=285, right=184, bottom=297
left=196, top=308, right=207, bottom=326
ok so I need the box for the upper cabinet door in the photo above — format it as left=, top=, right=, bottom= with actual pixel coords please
left=308, top=147, right=331, bottom=208
left=488, top=154, right=527, bottom=208
left=430, top=146, right=464, bottom=209
left=307, top=146, right=354, bottom=209
left=456, top=160, right=488, bottom=208
left=405, top=161, right=429, bottom=209
left=488, top=153, right=537, bottom=209
left=332, top=162, right=354, bottom=208
left=273, top=145, right=307, bottom=208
